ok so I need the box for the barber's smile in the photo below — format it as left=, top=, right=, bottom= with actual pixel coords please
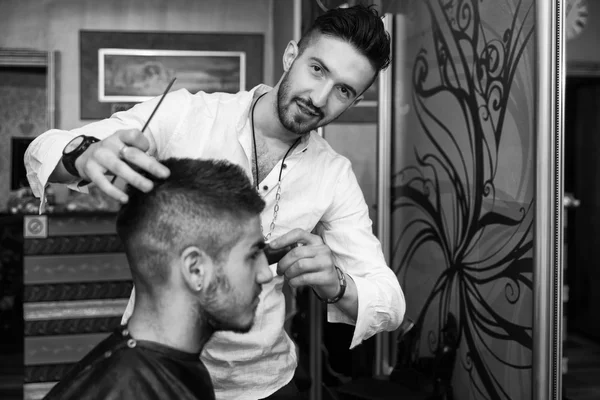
left=295, top=100, right=321, bottom=118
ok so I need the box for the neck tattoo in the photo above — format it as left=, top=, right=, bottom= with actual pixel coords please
left=250, top=92, right=301, bottom=240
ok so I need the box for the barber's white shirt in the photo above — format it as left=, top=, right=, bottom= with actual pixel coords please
left=25, top=85, right=405, bottom=400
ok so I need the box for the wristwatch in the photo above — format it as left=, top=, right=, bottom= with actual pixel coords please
left=62, top=135, right=99, bottom=178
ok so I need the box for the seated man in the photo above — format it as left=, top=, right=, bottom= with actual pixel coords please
left=43, top=158, right=272, bottom=400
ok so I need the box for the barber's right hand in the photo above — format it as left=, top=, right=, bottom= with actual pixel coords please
left=74, top=129, right=170, bottom=203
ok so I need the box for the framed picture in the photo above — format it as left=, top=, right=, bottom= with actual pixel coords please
left=80, top=31, right=263, bottom=119
left=98, top=49, right=246, bottom=103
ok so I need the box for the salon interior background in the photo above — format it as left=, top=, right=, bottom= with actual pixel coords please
left=1, top=1, right=600, bottom=400
left=2, top=0, right=600, bottom=216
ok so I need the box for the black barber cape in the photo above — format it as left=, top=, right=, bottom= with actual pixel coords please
left=43, top=325, right=215, bottom=400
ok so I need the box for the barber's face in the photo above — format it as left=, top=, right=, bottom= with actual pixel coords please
left=202, top=217, right=272, bottom=333
left=277, top=35, right=376, bottom=135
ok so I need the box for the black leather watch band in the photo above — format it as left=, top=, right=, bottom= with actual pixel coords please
left=62, top=135, right=99, bottom=178
left=313, top=266, right=347, bottom=304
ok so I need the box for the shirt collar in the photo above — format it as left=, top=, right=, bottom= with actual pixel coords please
left=235, top=84, right=271, bottom=132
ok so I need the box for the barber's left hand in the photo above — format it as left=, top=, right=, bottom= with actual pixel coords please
left=270, top=228, right=340, bottom=299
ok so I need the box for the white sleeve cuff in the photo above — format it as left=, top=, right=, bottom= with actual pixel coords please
left=326, top=274, right=377, bottom=349
left=25, top=133, right=72, bottom=198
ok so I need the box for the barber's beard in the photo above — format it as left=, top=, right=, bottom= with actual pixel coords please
left=277, top=73, right=324, bottom=135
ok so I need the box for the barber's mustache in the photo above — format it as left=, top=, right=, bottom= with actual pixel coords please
left=295, top=98, right=323, bottom=118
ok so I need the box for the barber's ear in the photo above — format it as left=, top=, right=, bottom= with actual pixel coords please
left=351, top=95, right=365, bottom=107
left=282, top=40, right=299, bottom=72
left=180, top=246, right=211, bottom=292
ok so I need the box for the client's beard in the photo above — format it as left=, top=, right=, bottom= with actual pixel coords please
left=206, top=313, right=254, bottom=334
left=200, top=271, right=255, bottom=334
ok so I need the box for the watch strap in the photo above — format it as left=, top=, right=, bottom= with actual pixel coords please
left=62, top=135, right=99, bottom=178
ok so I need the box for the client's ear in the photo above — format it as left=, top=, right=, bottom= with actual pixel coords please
left=180, top=246, right=212, bottom=292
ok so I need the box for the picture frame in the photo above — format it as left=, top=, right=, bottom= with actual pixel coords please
left=98, top=49, right=246, bottom=103
left=80, top=31, right=263, bottom=119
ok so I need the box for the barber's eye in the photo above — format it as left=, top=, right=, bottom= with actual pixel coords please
left=312, top=65, right=322, bottom=73
left=338, top=87, right=350, bottom=98
left=250, top=251, right=262, bottom=260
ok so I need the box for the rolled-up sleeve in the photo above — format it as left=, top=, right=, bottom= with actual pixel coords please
left=25, top=130, right=76, bottom=198
left=318, top=159, right=405, bottom=349
left=24, top=89, right=191, bottom=199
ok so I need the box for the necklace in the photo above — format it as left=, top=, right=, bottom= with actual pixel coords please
left=251, top=93, right=301, bottom=240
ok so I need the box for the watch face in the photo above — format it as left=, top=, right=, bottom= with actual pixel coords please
left=64, top=136, right=85, bottom=154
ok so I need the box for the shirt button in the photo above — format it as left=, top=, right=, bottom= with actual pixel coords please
left=263, top=185, right=269, bottom=191
left=127, top=339, right=137, bottom=348
left=282, top=163, right=287, bottom=169
left=104, top=351, right=112, bottom=358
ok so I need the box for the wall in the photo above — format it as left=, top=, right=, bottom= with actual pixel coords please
left=0, top=0, right=273, bottom=131
left=391, top=1, right=535, bottom=399
left=325, top=124, right=378, bottom=225
left=273, top=0, right=295, bottom=85
left=0, top=69, right=48, bottom=209
left=0, top=0, right=273, bottom=211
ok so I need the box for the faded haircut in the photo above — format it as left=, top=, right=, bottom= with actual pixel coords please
left=298, top=4, right=391, bottom=73
left=116, top=158, right=265, bottom=293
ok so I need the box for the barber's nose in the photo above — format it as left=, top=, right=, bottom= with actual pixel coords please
left=256, top=255, right=273, bottom=285
left=310, top=83, right=332, bottom=109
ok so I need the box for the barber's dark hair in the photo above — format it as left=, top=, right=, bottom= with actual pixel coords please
left=116, top=158, right=265, bottom=292
left=298, top=4, right=391, bottom=72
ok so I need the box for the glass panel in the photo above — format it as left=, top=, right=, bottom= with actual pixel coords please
left=390, top=2, right=537, bottom=399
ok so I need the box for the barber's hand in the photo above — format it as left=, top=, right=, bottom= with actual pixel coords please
left=74, top=129, right=170, bottom=203
left=271, top=228, right=340, bottom=299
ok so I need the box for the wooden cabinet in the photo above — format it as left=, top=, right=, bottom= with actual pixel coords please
left=0, top=213, right=131, bottom=400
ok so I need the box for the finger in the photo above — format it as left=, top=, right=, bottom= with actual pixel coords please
left=269, top=228, right=323, bottom=249
left=117, top=129, right=151, bottom=152
left=118, top=145, right=170, bottom=179
left=85, top=161, right=129, bottom=203
left=287, top=271, right=329, bottom=289
left=276, top=245, right=320, bottom=275
left=91, top=146, right=153, bottom=191
left=106, top=153, right=155, bottom=193
left=280, top=258, right=323, bottom=280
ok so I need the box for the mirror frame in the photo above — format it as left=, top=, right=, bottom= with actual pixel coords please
left=534, top=1, right=564, bottom=399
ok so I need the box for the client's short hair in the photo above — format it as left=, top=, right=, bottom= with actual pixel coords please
left=116, top=158, right=265, bottom=292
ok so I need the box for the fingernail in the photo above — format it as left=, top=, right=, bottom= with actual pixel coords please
left=120, top=196, right=128, bottom=203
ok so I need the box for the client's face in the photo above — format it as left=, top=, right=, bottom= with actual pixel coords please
left=202, top=217, right=272, bottom=333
